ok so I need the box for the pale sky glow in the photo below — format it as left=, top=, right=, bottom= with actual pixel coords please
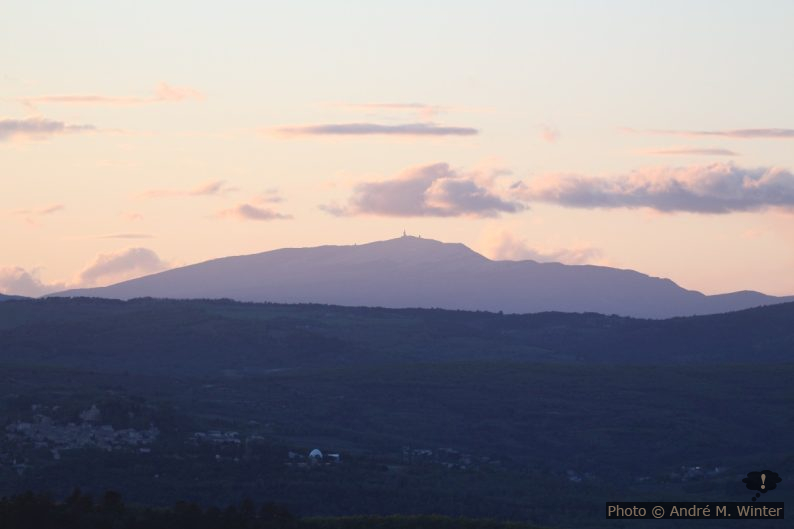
left=2, top=1, right=794, bottom=297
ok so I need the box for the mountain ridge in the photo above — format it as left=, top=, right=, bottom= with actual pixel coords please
left=51, top=236, right=793, bottom=318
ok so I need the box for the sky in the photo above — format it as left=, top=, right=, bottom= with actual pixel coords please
left=2, top=0, right=794, bottom=297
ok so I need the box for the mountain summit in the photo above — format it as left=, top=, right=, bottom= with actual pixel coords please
left=52, top=236, right=792, bottom=318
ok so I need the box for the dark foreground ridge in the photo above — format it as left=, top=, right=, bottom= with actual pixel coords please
left=0, top=292, right=28, bottom=302
left=1, top=297, right=792, bottom=372
left=0, top=491, right=545, bottom=529
left=1, top=297, right=792, bottom=528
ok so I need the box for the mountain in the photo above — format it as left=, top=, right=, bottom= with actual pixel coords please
left=52, top=236, right=793, bottom=318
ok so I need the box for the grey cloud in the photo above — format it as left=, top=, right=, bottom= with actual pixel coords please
left=253, top=189, right=284, bottom=204
left=218, top=204, right=291, bottom=221
left=189, top=181, right=231, bottom=196
left=626, top=127, right=794, bottom=139
left=644, top=148, right=739, bottom=156
left=668, top=128, right=794, bottom=139
left=521, top=163, right=794, bottom=213
left=325, top=163, right=524, bottom=218
left=277, top=122, right=478, bottom=137
left=0, top=118, right=95, bottom=141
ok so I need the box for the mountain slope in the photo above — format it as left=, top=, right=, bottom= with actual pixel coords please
left=52, top=236, right=793, bottom=318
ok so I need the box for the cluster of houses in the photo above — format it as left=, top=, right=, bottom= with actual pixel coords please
left=189, top=430, right=243, bottom=446
left=672, top=465, right=726, bottom=482
left=565, top=469, right=594, bottom=483
left=401, top=446, right=500, bottom=470
left=187, top=429, right=271, bottom=453
left=186, top=430, right=341, bottom=468
left=4, top=407, right=159, bottom=458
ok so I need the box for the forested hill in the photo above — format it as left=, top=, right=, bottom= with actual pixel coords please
left=0, top=491, right=547, bottom=529
left=0, top=293, right=27, bottom=301
left=0, top=297, right=791, bottom=374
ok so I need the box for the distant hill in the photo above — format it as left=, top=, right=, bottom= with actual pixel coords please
left=0, top=293, right=26, bottom=302
left=1, top=297, right=792, bottom=374
left=51, top=237, right=793, bottom=318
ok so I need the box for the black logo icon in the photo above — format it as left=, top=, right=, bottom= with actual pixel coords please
left=742, top=470, right=782, bottom=501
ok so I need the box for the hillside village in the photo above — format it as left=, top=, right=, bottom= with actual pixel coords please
left=2, top=404, right=726, bottom=487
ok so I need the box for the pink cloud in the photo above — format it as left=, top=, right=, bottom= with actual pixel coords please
left=153, top=82, right=203, bottom=102
left=482, top=231, right=602, bottom=265
left=9, top=204, right=65, bottom=226
left=0, top=247, right=170, bottom=296
left=98, top=233, right=154, bottom=239
left=141, top=180, right=236, bottom=199
left=540, top=125, right=560, bottom=143
left=12, top=204, right=65, bottom=216
left=337, top=102, right=448, bottom=119
left=77, top=247, right=169, bottom=287
left=19, top=82, right=203, bottom=108
left=0, top=267, right=65, bottom=297
left=122, top=212, right=145, bottom=221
